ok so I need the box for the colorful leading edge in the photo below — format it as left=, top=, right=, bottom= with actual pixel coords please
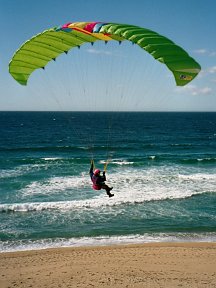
left=9, top=21, right=201, bottom=86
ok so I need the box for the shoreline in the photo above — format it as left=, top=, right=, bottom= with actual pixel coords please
left=1, top=232, right=216, bottom=254
left=1, top=242, right=216, bottom=287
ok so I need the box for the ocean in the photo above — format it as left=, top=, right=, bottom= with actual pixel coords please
left=0, top=111, right=216, bottom=252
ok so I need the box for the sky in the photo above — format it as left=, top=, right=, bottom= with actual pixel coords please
left=0, top=0, right=216, bottom=111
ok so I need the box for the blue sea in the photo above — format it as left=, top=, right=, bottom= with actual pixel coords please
left=0, top=111, right=216, bottom=252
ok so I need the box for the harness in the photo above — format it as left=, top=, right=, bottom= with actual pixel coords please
left=91, top=175, right=102, bottom=190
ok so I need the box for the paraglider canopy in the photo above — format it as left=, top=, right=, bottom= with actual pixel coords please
left=9, top=21, right=201, bottom=86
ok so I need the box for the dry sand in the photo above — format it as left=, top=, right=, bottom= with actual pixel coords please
left=0, top=242, right=216, bottom=288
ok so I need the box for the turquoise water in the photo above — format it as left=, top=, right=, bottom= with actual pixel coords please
left=0, top=112, right=216, bottom=252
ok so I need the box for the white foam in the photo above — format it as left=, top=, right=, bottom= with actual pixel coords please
left=197, top=157, right=216, bottom=161
left=149, top=155, right=156, bottom=160
left=0, top=163, right=50, bottom=179
left=1, top=232, right=216, bottom=253
left=100, top=159, right=134, bottom=165
left=3, top=165, right=215, bottom=210
left=178, top=173, right=216, bottom=181
left=111, top=160, right=134, bottom=165
left=20, top=175, right=89, bottom=197
left=42, top=157, right=62, bottom=161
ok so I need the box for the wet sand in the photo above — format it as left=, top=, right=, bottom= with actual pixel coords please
left=1, top=242, right=216, bottom=288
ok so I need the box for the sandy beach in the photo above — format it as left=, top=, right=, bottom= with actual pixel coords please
left=0, top=242, right=216, bottom=288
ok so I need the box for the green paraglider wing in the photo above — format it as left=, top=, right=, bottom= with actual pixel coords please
left=9, top=22, right=201, bottom=86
